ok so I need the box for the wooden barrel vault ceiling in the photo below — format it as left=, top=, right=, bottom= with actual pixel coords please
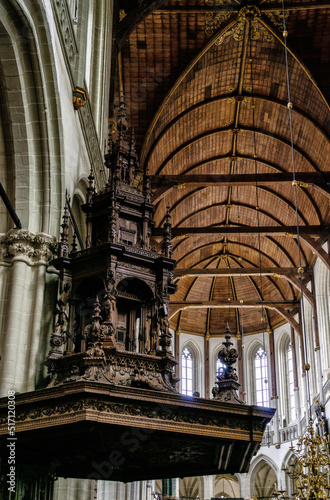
left=117, top=0, right=330, bottom=337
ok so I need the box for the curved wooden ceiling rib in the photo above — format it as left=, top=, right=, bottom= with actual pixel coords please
left=176, top=250, right=313, bottom=304
left=175, top=253, right=221, bottom=333
left=173, top=250, right=298, bottom=308
left=139, top=6, right=330, bottom=167
left=120, top=0, right=329, bottom=335
left=174, top=252, right=298, bottom=306
left=259, top=15, right=330, bottom=112
left=228, top=255, right=290, bottom=302
left=265, top=235, right=307, bottom=268
left=157, top=190, right=311, bottom=228
left=177, top=250, right=282, bottom=273
left=145, top=95, right=330, bottom=169
left=172, top=238, right=306, bottom=303
left=174, top=238, right=291, bottom=268
left=153, top=127, right=321, bottom=175
left=169, top=302, right=302, bottom=336
left=152, top=159, right=329, bottom=207
left=165, top=154, right=287, bottom=176
left=139, top=13, right=240, bottom=166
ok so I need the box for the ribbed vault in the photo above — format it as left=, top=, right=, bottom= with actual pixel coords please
left=118, top=0, right=330, bottom=336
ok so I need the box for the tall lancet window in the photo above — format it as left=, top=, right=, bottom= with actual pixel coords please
left=254, top=347, right=269, bottom=406
left=287, top=344, right=296, bottom=421
left=181, top=347, right=193, bottom=396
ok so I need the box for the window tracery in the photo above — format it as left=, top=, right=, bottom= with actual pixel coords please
left=286, top=343, right=296, bottom=422
left=181, top=347, right=193, bottom=396
left=254, top=347, right=269, bottom=407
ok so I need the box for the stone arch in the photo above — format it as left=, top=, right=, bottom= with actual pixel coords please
left=214, top=474, right=240, bottom=498
left=249, top=456, right=278, bottom=499
left=0, top=0, right=63, bottom=235
left=179, top=476, right=201, bottom=498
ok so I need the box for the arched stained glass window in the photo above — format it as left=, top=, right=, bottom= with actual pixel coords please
left=287, top=344, right=296, bottom=421
left=181, top=347, right=193, bottom=396
left=254, top=347, right=269, bottom=406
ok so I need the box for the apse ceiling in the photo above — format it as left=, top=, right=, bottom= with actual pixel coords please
left=117, top=0, right=330, bottom=336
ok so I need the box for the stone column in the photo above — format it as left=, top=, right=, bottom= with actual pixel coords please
left=238, top=472, right=250, bottom=500
left=201, top=474, right=215, bottom=499
left=289, top=327, right=302, bottom=434
left=311, top=276, right=325, bottom=404
left=0, top=230, right=57, bottom=395
left=205, top=333, right=210, bottom=398
left=146, top=480, right=154, bottom=500
left=315, top=261, right=330, bottom=379
left=53, top=478, right=94, bottom=500
left=272, top=397, right=280, bottom=447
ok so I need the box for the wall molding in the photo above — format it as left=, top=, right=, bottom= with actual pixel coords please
left=53, top=0, right=106, bottom=190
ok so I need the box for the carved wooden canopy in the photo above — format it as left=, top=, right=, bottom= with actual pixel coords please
left=0, top=382, right=275, bottom=481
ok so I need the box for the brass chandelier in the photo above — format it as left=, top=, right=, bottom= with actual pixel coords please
left=275, top=419, right=330, bottom=500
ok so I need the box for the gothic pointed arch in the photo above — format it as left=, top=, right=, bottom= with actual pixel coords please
left=0, top=0, right=63, bottom=234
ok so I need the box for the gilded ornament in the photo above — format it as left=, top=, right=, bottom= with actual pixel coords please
left=119, top=9, right=127, bottom=22
left=205, top=10, right=232, bottom=38
left=174, top=183, right=186, bottom=190
left=206, top=4, right=288, bottom=45
left=265, top=10, right=289, bottom=31
left=72, top=87, right=88, bottom=110
left=279, top=418, right=330, bottom=500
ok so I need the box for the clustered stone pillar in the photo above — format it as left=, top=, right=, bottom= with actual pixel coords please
left=0, top=230, right=57, bottom=395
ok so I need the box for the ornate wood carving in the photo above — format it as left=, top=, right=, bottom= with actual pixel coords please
left=48, top=94, right=178, bottom=391
left=212, top=324, right=243, bottom=404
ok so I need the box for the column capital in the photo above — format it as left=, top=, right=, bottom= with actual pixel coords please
left=0, top=229, right=57, bottom=263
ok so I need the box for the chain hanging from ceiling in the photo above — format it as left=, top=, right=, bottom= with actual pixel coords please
left=277, top=0, right=330, bottom=496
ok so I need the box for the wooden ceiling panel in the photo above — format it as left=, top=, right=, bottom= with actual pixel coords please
left=150, top=131, right=234, bottom=174
left=238, top=100, right=330, bottom=171
left=236, top=132, right=316, bottom=173
left=178, top=308, right=208, bottom=335
left=120, top=0, right=330, bottom=335
left=148, top=100, right=235, bottom=169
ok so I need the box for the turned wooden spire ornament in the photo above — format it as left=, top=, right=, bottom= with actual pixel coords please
left=212, top=323, right=243, bottom=404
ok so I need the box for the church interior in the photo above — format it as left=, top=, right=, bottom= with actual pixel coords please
left=0, top=0, right=329, bottom=499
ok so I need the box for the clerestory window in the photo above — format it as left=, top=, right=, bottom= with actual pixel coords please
left=254, top=347, right=269, bottom=406
left=286, top=343, right=296, bottom=422
left=181, top=347, right=193, bottom=396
